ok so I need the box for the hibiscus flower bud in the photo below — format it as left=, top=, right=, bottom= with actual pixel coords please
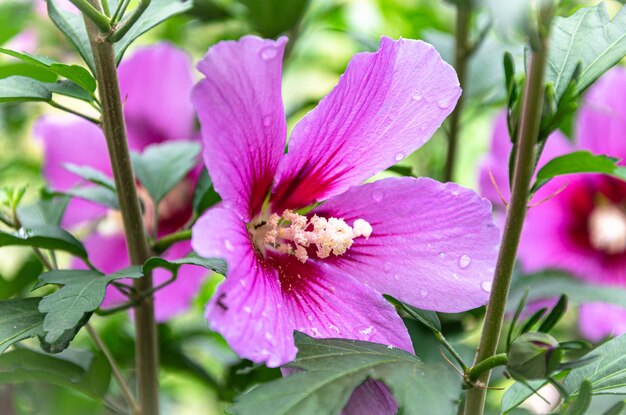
left=507, top=332, right=562, bottom=380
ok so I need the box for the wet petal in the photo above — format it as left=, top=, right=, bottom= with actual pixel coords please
left=313, top=177, right=500, bottom=312
left=35, top=115, right=111, bottom=225
left=118, top=43, right=195, bottom=151
left=193, top=36, right=287, bottom=221
left=272, top=37, right=460, bottom=211
left=577, top=67, right=626, bottom=163
left=579, top=302, right=626, bottom=342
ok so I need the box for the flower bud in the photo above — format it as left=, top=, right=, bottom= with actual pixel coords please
left=507, top=332, right=562, bottom=380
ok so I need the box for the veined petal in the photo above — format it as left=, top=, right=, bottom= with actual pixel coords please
left=271, top=37, right=460, bottom=211
left=193, top=36, right=287, bottom=221
left=118, top=43, right=195, bottom=151
left=577, top=67, right=626, bottom=163
left=313, top=177, right=500, bottom=312
left=35, top=115, right=111, bottom=226
left=342, top=381, right=397, bottom=415
left=579, top=303, right=626, bottom=342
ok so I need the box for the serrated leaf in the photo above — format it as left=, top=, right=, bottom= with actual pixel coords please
left=0, top=76, right=52, bottom=102
left=509, top=272, right=626, bottom=311
left=0, top=298, right=44, bottom=353
left=0, top=348, right=111, bottom=399
left=113, top=0, right=193, bottom=63
left=131, top=141, right=201, bottom=203
left=47, top=0, right=96, bottom=73
left=63, top=164, right=116, bottom=190
left=37, top=268, right=143, bottom=343
left=565, top=334, right=626, bottom=396
left=144, top=253, right=227, bottom=276
left=229, top=333, right=460, bottom=415
left=0, top=226, right=87, bottom=259
left=532, top=151, right=626, bottom=192
left=548, top=3, right=626, bottom=100
left=383, top=294, right=441, bottom=332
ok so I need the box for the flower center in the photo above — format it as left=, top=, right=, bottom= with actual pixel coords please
left=250, top=209, right=372, bottom=263
left=588, top=203, right=626, bottom=254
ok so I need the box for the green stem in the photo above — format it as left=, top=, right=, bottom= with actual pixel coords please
left=464, top=28, right=550, bottom=415
left=151, top=229, right=192, bottom=254
left=467, top=353, right=508, bottom=383
left=82, top=2, right=159, bottom=414
left=86, top=324, right=140, bottom=415
left=110, top=0, right=131, bottom=25
left=443, top=2, right=471, bottom=182
left=49, top=101, right=100, bottom=125
left=434, top=331, right=469, bottom=371
left=69, top=0, right=111, bottom=32
left=108, top=0, right=150, bottom=42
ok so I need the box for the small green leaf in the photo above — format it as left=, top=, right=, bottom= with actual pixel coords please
left=113, top=0, right=193, bottom=63
left=565, top=334, right=626, bottom=396
left=0, top=76, right=52, bottom=102
left=0, top=348, right=111, bottom=399
left=60, top=186, right=120, bottom=210
left=538, top=294, right=568, bottom=333
left=383, top=294, right=441, bottom=332
left=17, top=191, right=70, bottom=227
left=0, top=226, right=87, bottom=259
left=63, top=164, right=116, bottom=191
left=37, top=268, right=143, bottom=344
left=144, top=253, right=227, bottom=276
left=548, top=3, right=626, bottom=100
left=0, top=298, right=44, bottom=353
left=502, top=379, right=551, bottom=413
left=563, top=380, right=593, bottom=415
left=193, top=169, right=221, bottom=215
left=131, top=141, right=201, bottom=203
left=47, top=79, right=94, bottom=102
left=532, top=151, right=626, bottom=192
left=229, top=333, right=460, bottom=415
left=238, top=0, right=310, bottom=39
left=0, top=1, right=31, bottom=46
left=47, top=0, right=96, bottom=73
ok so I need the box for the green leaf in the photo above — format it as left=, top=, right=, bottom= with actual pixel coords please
left=532, top=151, right=626, bottom=192
left=0, top=298, right=44, bottom=353
left=0, top=76, right=52, bottom=102
left=383, top=294, right=441, bottom=332
left=47, top=79, right=94, bottom=102
left=0, top=348, right=111, bottom=399
left=144, top=253, right=227, bottom=276
left=509, top=271, right=626, bottom=311
left=193, top=168, right=221, bottom=215
left=37, top=268, right=143, bottom=344
left=565, top=334, right=626, bottom=395
left=564, top=380, right=593, bottom=415
left=60, top=186, right=120, bottom=210
left=603, top=400, right=626, bottom=415
left=0, top=1, right=31, bottom=46
left=538, top=294, right=568, bottom=333
left=63, top=164, right=116, bottom=190
left=0, top=48, right=96, bottom=94
left=17, top=191, right=70, bottom=227
left=47, top=0, right=96, bottom=73
left=0, top=226, right=87, bottom=259
left=548, top=3, right=626, bottom=100
left=113, top=0, right=194, bottom=63
left=131, top=141, right=201, bottom=203
left=502, top=379, right=551, bottom=413
left=229, top=332, right=460, bottom=415
left=238, top=0, right=310, bottom=39
left=0, top=256, right=43, bottom=299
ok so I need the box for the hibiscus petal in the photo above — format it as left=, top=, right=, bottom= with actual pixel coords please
left=193, top=36, right=287, bottom=221
left=577, top=67, right=626, bottom=163
left=271, top=37, right=460, bottom=211
left=342, top=381, right=397, bottom=415
left=579, top=302, right=626, bottom=342
left=118, top=43, right=195, bottom=151
left=35, top=116, right=111, bottom=226
left=313, top=177, right=500, bottom=312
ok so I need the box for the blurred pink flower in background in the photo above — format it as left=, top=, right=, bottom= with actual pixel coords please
left=191, top=35, right=500, bottom=373
left=480, top=68, right=626, bottom=342
left=36, top=43, right=207, bottom=321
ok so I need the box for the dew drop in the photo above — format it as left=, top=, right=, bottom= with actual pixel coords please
left=224, top=239, right=234, bottom=252
left=260, top=46, right=278, bottom=60
left=437, top=96, right=454, bottom=109
left=481, top=280, right=492, bottom=293
left=458, top=254, right=472, bottom=269
left=311, top=327, right=321, bottom=337
left=383, top=262, right=391, bottom=273
left=412, top=91, right=423, bottom=101
left=263, top=115, right=272, bottom=127
left=394, top=152, right=405, bottom=162
left=419, top=288, right=429, bottom=297
left=393, top=274, right=400, bottom=281
left=438, top=252, right=446, bottom=258
left=243, top=306, right=252, bottom=313
left=371, top=190, right=384, bottom=202
left=307, top=314, right=313, bottom=321
left=451, top=190, right=459, bottom=196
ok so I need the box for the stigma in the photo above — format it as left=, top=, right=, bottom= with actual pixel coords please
left=253, top=210, right=372, bottom=262
left=588, top=204, right=626, bottom=254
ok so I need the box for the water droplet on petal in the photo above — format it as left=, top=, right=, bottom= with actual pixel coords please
left=437, top=95, right=455, bottom=109
left=438, top=252, right=446, bottom=258
left=419, top=288, right=429, bottom=297
left=451, top=190, right=459, bottom=196
left=458, top=254, right=472, bottom=269
left=481, top=280, right=492, bottom=293
left=394, top=152, right=405, bottom=162
left=260, top=46, right=278, bottom=60
left=383, top=262, right=391, bottom=273
left=412, top=91, right=423, bottom=101
left=243, top=306, right=252, bottom=313
left=263, top=115, right=272, bottom=126
left=307, top=314, right=313, bottom=321
left=371, top=190, right=384, bottom=202
left=224, top=239, right=234, bottom=252
left=393, top=274, right=400, bottom=281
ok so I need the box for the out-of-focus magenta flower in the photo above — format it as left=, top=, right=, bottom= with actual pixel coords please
left=191, top=36, right=500, bottom=369
left=36, top=44, right=206, bottom=321
left=480, top=68, right=626, bottom=342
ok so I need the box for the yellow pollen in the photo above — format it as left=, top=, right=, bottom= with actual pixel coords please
left=259, top=210, right=372, bottom=262
left=589, top=204, right=626, bottom=254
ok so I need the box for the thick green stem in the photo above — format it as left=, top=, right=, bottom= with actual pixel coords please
left=467, top=353, right=508, bottom=383
left=82, top=2, right=159, bottom=414
left=152, top=229, right=192, bottom=254
left=69, top=0, right=111, bottom=32
left=443, top=3, right=471, bottom=182
left=464, top=35, right=549, bottom=415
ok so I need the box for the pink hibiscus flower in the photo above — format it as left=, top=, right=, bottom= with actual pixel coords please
left=36, top=43, right=207, bottom=321
left=191, top=35, right=500, bottom=368
left=480, top=67, right=626, bottom=342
